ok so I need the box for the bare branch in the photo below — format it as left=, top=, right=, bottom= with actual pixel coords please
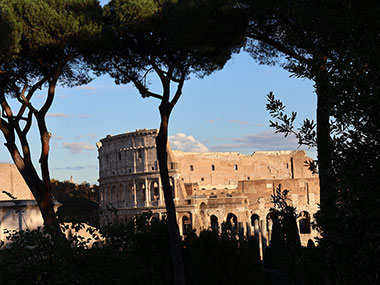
left=40, top=54, right=72, bottom=116
left=169, top=69, right=187, bottom=109
left=0, top=90, right=14, bottom=119
left=16, top=77, right=46, bottom=121
left=22, top=110, right=33, bottom=136
left=18, top=87, right=39, bottom=115
left=151, top=60, right=166, bottom=82
left=110, top=59, right=163, bottom=100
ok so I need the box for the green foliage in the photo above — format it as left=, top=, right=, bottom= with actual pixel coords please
left=266, top=92, right=316, bottom=149
left=97, top=0, right=246, bottom=88
left=183, top=230, right=265, bottom=285
left=266, top=92, right=317, bottom=173
left=264, top=188, right=324, bottom=284
left=0, top=0, right=103, bottom=87
left=51, top=179, right=99, bottom=227
left=0, top=3, right=22, bottom=60
left=0, top=213, right=272, bottom=284
left=0, top=0, right=103, bottom=229
left=248, top=2, right=380, bottom=281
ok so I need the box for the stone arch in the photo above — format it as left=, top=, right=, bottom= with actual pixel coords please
left=182, top=214, right=192, bottom=236
left=199, top=202, right=207, bottom=229
left=226, top=213, right=238, bottom=231
left=126, top=183, right=134, bottom=207
left=169, top=177, right=175, bottom=198
left=251, top=214, right=260, bottom=227
left=250, top=213, right=260, bottom=236
left=136, top=182, right=145, bottom=207
left=210, top=215, right=219, bottom=232
left=298, top=211, right=311, bottom=234
left=266, top=213, right=274, bottom=240
left=150, top=180, right=160, bottom=206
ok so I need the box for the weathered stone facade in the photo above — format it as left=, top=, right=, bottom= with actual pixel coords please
left=97, top=129, right=320, bottom=245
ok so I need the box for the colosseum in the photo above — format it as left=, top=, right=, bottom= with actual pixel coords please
left=97, top=129, right=320, bottom=246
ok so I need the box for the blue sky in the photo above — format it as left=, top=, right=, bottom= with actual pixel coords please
left=0, top=52, right=316, bottom=185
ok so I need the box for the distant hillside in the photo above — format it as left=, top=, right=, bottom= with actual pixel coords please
left=51, top=180, right=99, bottom=227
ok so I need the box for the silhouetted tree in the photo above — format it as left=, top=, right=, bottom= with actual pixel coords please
left=51, top=180, right=99, bottom=227
left=94, top=1, right=246, bottom=283
left=255, top=2, right=380, bottom=279
left=0, top=0, right=102, bottom=233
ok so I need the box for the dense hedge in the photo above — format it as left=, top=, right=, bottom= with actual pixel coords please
left=0, top=213, right=323, bottom=284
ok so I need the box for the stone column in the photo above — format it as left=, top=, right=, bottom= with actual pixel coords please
left=178, top=215, right=183, bottom=236
left=267, top=219, right=273, bottom=243
left=144, top=178, right=149, bottom=207
left=133, top=180, right=137, bottom=207
left=143, top=138, right=148, bottom=172
left=122, top=183, right=126, bottom=207
left=17, top=209, right=22, bottom=231
left=158, top=178, right=164, bottom=207
left=132, top=137, right=136, bottom=173
left=246, top=222, right=252, bottom=236
left=254, top=219, right=260, bottom=237
left=261, top=219, right=268, bottom=248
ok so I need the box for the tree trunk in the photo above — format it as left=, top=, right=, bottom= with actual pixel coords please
left=156, top=102, right=186, bottom=285
left=4, top=132, right=60, bottom=234
left=314, top=56, right=334, bottom=213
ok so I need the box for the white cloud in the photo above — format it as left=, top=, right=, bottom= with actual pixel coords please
left=210, top=130, right=315, bottom=152
left=169, top=133, right=209, bottom=152
left=53, top=166, right=86, bottom=171
left=62, top=142, right=96, bottom=154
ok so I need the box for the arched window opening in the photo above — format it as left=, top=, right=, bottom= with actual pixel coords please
left=136, top=182, right=145, bottom=207
left=150, top=181, right=159, bottom=206
left=251, top=214, right=260, bottom=235
left=182, top=215, right=192, bottom=236
left=299, top=211, right=311, bottom=234
left=210, top=215, right=219, bottom=232
left=226, top=213, right=238, bottom=231
left=126, top=184, right=134, bottom=207
left=251, top=214, right=259, bottom=227
left=169, top=177, right=175, bottom=199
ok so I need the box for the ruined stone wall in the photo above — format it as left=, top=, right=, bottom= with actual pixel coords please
left=98, top=129, right=320, bottom=245
left=174, top=149, right=315, bottom=190
left=97, top=129, right=185, bottom=225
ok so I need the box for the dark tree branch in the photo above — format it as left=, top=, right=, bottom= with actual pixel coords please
left=169, top=69, right=187, bottom=109
left=40, top=54, right=72, bottom=116
left=130, top=76, right=163, bottom=100
left=246, top=29, right=312, bottom=65
left=16, top=77, right=46, bottom=121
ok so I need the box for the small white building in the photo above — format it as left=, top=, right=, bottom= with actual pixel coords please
left=0, top=164, right=45, bottom=240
